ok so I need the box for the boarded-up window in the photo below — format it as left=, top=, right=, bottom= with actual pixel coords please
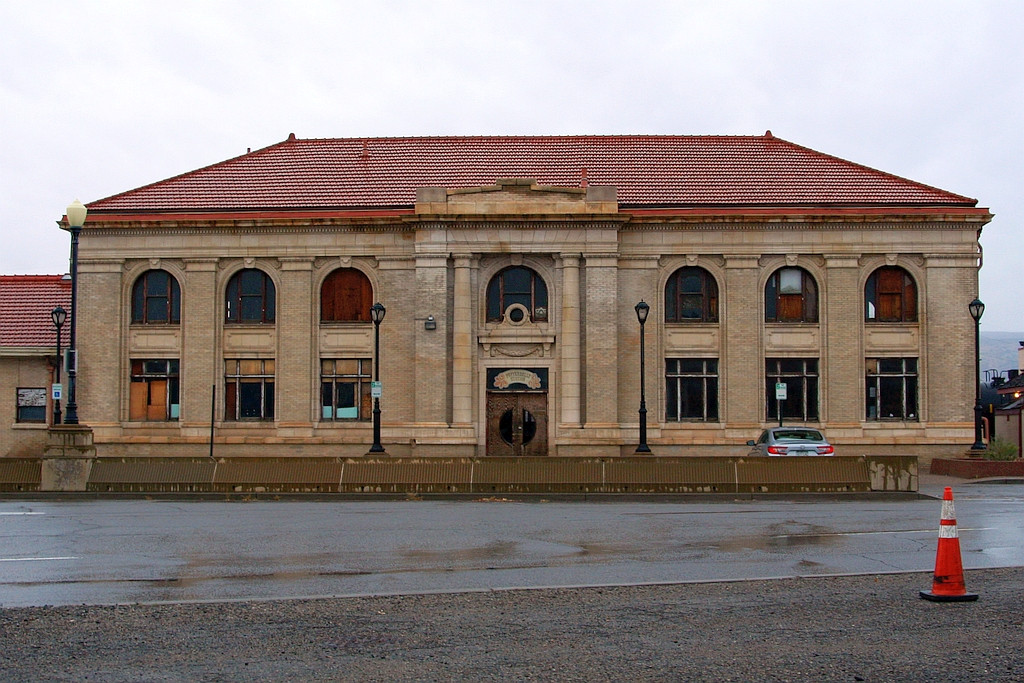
left=866, top=267, right=917, bottom=322
left=766, top=268, right=818, bottom=323
left=129, top=360, right=179, bottom=421
left=321, top=269, right=373, bottom=322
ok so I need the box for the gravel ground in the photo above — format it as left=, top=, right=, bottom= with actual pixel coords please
left=1, top=568, right=1021, bottom=682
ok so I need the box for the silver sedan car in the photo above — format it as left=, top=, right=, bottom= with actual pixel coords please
left=746, top=427, right=834, bottom=456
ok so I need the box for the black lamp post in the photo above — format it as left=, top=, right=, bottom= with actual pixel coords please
left=635, top=300, right=651, bottom=453
left=64, top=199, right=87, bottom=425
left=369, top=301, right=386, bottom=453
left=51, top=306, right=67, bottom=425
left=969, top=298, right=986, bottom=450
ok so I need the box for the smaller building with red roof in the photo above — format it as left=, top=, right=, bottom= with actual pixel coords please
left=1, top=275, right=71, bottom=456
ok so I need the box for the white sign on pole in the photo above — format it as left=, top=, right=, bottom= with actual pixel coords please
left=775, top=382, right=787, bottom=401
left=52, top=384, right=63, bottom=401
left=371, top=381, right=382, bottom=398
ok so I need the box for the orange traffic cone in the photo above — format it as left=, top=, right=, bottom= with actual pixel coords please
left=920, top=486, right=978, bottom=602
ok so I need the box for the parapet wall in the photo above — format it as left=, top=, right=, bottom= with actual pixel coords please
left=1, top=455, right=918, bottom=495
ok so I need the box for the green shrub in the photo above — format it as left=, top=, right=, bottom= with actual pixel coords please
left=985, top=438, right=1020, bottom=461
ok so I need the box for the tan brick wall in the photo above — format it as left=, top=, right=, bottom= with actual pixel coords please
left=277, top=258, right=315, bottom=427
left=1, top=356, right=52, bottom=456
left=583, top=255, right=619, bottom=426
left=924, top=256, right=979, bottom=422
left=77, top=262, right=123, bottom=428
left=824, top=256, right=863, bottom=423
left=722, top=256, right=762, bottom=425
left=181, top=260, right=217, bottom=430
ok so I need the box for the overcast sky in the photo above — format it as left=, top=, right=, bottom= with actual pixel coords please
left=2, top=0, right=1021, bottom=330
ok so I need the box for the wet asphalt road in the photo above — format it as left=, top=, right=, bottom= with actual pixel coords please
left=2, top=478, right=1022, bottom=608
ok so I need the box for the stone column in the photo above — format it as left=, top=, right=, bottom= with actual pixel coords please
left=583, top=253, right=619, bottom=427
left=559, top=254, right=582, bottom=428
left=823, top=255, right=863, bottom=425
left=723, top=255, right=762, bottom=426
left=180, top=259, right=218, bottom=434
left=452, top=254, right=475, bottom=427
left=276, top=258, right=315, bottom=432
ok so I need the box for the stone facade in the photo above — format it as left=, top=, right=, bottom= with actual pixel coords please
left=61, top=171, right=989, bottom=461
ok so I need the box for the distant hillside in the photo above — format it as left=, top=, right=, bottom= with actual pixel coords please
left=981, top=332, right=1023, bottom=379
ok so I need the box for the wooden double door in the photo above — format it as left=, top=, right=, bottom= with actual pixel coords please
left=486, top=392, right=548, bottom=456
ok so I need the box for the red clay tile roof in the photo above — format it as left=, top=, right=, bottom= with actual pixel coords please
left=0, top=275, right=72, bottom=348
left=86, top=133, right=977, bottom=213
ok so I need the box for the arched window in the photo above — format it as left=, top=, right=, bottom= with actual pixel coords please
left=665, top=267, right=718, bottom=323
left=765, top=267, right=818, bottom=323
left=486, top=266, right=548, bottom=323
left=225, top=269, right=275, bottom=323
left=865, top=267, right=917, bottom=322
left=321, top=268, right=373, bottom=322
left=131, top=269, right=180, bottom=324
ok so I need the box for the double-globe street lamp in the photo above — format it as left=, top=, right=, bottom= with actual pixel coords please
left=369, top=302, right=387, bottom=453
left=64, top=199, right=87, bottom=425
left=635, top=300, right=651, bottom=453
left=969, top=298, right=986, bottom=451
left=50, top=306, right=67, bottom=425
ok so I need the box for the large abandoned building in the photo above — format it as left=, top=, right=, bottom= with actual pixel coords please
left=4, top=133, right=992, bottom=463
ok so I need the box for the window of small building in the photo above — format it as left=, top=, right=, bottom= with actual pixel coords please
left=321, top=268, right=373, bottom=322
left=224, top=359, right=275, bottom=420
left=865, top=267, right=917, bottom=322
left=129, top=360, right=180, bottom=421
left=765, top=267, right=818, bottom=323
left=486, top=266, right=548, bottom=323
left=320, top=358, right=372, bottom=420
left=665, top=267, right=719, bottom=323
left=225, top=269, right=275, bottom=324
left=131, top=269, right=181, bottom=324
left=866, top=358, right=918, bottom=420
left=765, top=358, right=819, bottom=422
left=665, top=359, right=719, bottom=421
left=16, top=388, right=47, bottom=423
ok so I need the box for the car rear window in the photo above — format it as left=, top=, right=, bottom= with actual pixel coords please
left=774, top=430, right=824, bottom=441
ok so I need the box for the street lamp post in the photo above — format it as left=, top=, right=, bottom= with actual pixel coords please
left=969, top=298, right=986, bottom=451
left=64, top=199, right=87, bottom=425
left=369, top=302, right=386, bottom=453
left=51, top=306, right=67, bottom=425
left=635, top=300, right=651, bottom=453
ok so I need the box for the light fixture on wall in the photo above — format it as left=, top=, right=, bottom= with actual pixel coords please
left=424, top=315, right=436, bottom=331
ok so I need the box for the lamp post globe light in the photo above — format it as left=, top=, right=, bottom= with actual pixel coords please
left=369, top=302, right=386, bottom=453
left=969, top=298, right=986, bottom=451
left=50, top=306, right=67, bottom=425
left=64, top=199, right=87, bottom=425
left=635, top=300, right=651, bottom=453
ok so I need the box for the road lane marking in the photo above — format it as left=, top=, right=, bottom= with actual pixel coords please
left=0, top=512, right=44, bottom=516
left=772, top=527, right=994, bottom=538
left=0, top=557, right=79, bottom=562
